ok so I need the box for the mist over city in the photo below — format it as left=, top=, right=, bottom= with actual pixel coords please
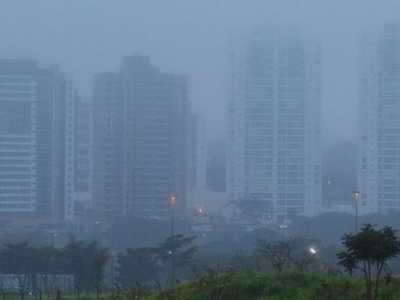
left=2, top=0, right=400, bottom=298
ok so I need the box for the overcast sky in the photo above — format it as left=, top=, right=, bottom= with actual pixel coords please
left=1, top=0, right=400, bottom=145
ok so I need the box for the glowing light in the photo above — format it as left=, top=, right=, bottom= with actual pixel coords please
left=309, top=247, right=317, bottom=254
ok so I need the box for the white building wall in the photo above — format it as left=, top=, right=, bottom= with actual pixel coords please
left=64, top=78, right=75, bottom=220
left=227, top=26, right=322, bottom=221
left=0, top=75, right=36, bottom=214
left=358, top=23, right=400, bottom=214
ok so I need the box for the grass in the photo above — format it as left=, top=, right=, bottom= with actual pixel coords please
left=107, top=271, right=400, bottom=300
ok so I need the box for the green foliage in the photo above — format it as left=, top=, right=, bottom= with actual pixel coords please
left=138, top=271, right=370, bottom=300
left=154, top=234, right=197, bottom=284
left=101, top=271, right=400, bottom=300
left=109, top=286, right=152, bottom=300
left=190, top=270, right=235, bottom=300
left=155, top=234, right=197, bottom=269
left=61, top=237, right=109, bottom=290
left=337, top=223, right=400, bottom=300
left=0, top=238, right=110, bottom=293
left=116, top=247, right=159, bottom=286
left=0, top=243, right=61, bottom=292
left=314, top=276, right=362, bottom=300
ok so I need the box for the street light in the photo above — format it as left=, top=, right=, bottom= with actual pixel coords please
left=309, top=247, right=317, bottom=255
left=51, top=231, right=55, bottom=248
left=169, top=195, right=176, bottom=237
left=169, top=194, right=177, bottom=286
left=353, top=191, right=361, bottom=233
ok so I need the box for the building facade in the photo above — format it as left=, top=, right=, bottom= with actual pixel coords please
left=73, top=94, right=92, bottom=218
left=226, top=26, right=322, bottom=222
left=358, top=23, right=400, bottom=214
left=93, top=54, right=189, bottom=220
left=0, top=59, right=74, bottom=220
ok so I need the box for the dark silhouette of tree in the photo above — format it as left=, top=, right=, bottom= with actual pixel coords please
left=36, top=246, right=61, bottom=295
left=60, top=237, right=109, bottom=290
left=0, top=243, right=33, bottom=292
left=257, top=238, right=320, bottom=273
left=0, top=243, right=63, bottom=294
left=337, top=224, right=400, bottom=300
left=154, top=234, right=197, bottom=284
left=116, top=247, right=159, bottom=286
left=257, top=239, right=297, bottom=272
left=230, top=198, right=273, bottom=223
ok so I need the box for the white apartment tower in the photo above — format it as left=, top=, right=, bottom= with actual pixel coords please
left=358, top=23, right=400, bottom=214
left=227, top=26, right=322, bottom=222
left=0, top=59, right=75, bottom=220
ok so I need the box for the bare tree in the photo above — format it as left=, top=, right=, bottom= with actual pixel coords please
left=256, top=239, right=297, bottom=272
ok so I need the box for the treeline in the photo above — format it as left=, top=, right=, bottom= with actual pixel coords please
left=0, top=234, right=197, bottom=294
left=0, top=237, right=107, bottom=294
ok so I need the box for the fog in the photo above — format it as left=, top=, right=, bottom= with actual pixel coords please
left=0, top=0, right=399, bottom=144
left=4, top=0, right=400, bottom=291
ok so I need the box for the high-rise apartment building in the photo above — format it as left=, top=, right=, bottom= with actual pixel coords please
left=358, top=23, right=400, bottom=214
left=0, top=59, right=74, bottom=220
left=207, top=138, right=226, bottom=192
left=73, top=95, right=92, bottom=218
left=189, top=114, right=207, bottom=194
left=93, top=54, right=189, bottom=220
left=227, top=26, right=322, bottom=222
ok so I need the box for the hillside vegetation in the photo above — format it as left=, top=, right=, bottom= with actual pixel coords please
left=111, top=271, right=400, bottom=300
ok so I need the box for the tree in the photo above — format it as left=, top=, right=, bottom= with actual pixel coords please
left=0, top=243, right=65, bottom=294
left=35, top=246, right=62, bottom=295
left=337, top=224, right=400, bottom=300
left=257, top=238, right=320, bottom=273
left=257, top=239, right=297, bottom=272
left=60, top=237, right=109, bottom=290
left=154, top=234, right=197, bottom=285
left=116, top=247, right=159, bottom=286
left=0, top=243, right=34, bottom=292
left=230, top=198, right=273, bottom=223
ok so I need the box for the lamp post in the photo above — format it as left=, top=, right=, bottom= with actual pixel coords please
left=51, top=231, right=55, bottom=248
left=353, top=191, right=361, bottom=233
left=169, top=194, right=176, bottom=285
left=170, top=195, right=176, bottom=238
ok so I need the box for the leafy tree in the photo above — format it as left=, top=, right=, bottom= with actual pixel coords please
left=154, top=234, right=197, bottom=284
left=35, top=246, right=62, bottom=295
left=0, top=243, right=33, bottom=292
left=60, top=237, right=109, bottom=290
left=116, top=247, right=159, bottom=286
left=0, top=243, right=62, bottom=294
left=337, top=224, right=400, bottom=300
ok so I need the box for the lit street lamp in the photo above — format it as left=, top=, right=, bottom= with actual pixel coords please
left=169, top=194, right=176, bottom=285
left=353, top=191, right=361, bottom=233
left=170, top=195, right=176, bottom=237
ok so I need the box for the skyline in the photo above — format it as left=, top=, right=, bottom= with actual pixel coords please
left=1, top=1, right=400, bottom=145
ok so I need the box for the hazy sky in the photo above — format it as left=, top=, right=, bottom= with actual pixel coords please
left=1, top=0, right=400, bottom=145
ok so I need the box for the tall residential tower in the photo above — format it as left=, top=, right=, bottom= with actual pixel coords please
left=227, top=26, right=322, bottom=222
left=358, top=23, right=400, bottom=214
left=93, top=54, right=189, bottom=220
left=0, top=59, right=75, bottom=221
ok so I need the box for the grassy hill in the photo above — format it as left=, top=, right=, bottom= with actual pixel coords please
left=111, top=271, right=400, bottom=300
